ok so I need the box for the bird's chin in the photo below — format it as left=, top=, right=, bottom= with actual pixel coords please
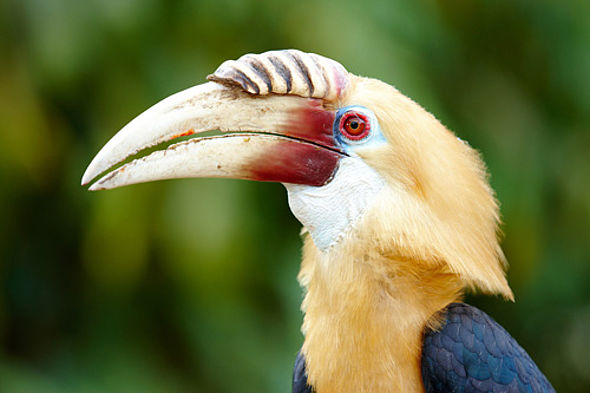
left=285, top=157, right=386, bottom=252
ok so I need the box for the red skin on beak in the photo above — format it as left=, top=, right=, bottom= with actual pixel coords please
left=249, top=139, right=341, bottom=186
left=282, top=100, right=338, bottom=150
left=247, top=101, right=340, bottom=186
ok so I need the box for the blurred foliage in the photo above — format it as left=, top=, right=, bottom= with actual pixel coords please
left=0, top=0, right=589, bottom=392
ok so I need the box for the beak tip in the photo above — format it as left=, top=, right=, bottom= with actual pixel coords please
left=81, top=172, right=93, bottom=187
left=87, top=181, right=104, bottom=191
left=81, top=161, right=102, bottom=187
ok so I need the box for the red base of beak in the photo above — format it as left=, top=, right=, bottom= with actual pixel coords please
left=249, top=139, right=341, bottom=186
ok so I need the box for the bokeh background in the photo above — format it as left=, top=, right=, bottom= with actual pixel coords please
left=1, top=0, right=589, bottom=392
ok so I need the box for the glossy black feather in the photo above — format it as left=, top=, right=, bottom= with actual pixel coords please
left=293, top=350, right=314, bottom=393
left=293, top=303, right=554, bottom=392
left=421, top=303, right=555, bottom=393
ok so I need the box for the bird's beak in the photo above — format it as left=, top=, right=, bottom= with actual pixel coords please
left=82, top=82, right=343, bottom=190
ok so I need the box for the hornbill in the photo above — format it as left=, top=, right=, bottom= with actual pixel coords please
left=82, top=50, right=555, bottom=393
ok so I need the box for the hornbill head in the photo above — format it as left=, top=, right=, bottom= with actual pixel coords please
left=83, top=50, right=512, bottom=301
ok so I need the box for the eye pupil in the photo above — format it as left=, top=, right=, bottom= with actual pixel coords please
left=350, top=120, right=359, bottom=129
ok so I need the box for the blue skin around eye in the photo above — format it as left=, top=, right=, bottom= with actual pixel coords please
left=333, top=105, right=387, bottom=155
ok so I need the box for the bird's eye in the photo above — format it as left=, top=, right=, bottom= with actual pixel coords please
left=339, top=112, right=370, bottom=141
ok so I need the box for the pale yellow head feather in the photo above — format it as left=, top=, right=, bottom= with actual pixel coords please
left=298, top=71, right=514, bottom=393
left=336, top=76, right=513, bottom=300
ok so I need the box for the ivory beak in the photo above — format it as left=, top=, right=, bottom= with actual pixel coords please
left=82, top=82, right=343, bottom=190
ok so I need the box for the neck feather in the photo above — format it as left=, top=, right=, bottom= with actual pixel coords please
left=297, top=235, right=463, bottom=393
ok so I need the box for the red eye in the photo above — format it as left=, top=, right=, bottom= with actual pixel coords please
left=339, top=112, right=370, bottom=141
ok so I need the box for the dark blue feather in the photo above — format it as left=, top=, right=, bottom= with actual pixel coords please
left=293, top=303, right=554, bottom=392
left=421, top=303, right=555, bottom=393
left=293, top=350, right=314, bottom=393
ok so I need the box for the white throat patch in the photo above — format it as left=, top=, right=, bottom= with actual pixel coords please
left=284, top=157, right=386, bottom=252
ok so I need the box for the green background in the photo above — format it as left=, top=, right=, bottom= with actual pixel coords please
left=1, top=0, right=589, bottom=392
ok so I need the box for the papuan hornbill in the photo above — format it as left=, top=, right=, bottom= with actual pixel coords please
left=82, top=50, right=555, bottom=393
